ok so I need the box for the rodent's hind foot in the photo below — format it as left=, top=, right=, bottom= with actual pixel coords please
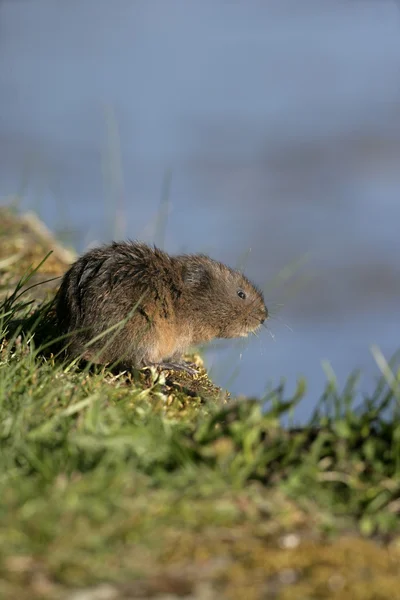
left=147, top=361, right=199, bottom=375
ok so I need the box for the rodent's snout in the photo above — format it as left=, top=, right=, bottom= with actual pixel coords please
left=260, top=306, right=269, bottom=324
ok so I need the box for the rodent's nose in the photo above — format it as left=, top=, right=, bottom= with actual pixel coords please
left=260, top=317, right=266, bottom=325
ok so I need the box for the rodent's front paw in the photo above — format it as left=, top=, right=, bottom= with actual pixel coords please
left=152, top=360, right=199, bottom=375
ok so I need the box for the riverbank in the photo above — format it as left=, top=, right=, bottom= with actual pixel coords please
left=1, top=206, right=399, bottom=599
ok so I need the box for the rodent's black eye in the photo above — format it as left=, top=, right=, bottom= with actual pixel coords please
left=237, top=289, right=246, bottom=300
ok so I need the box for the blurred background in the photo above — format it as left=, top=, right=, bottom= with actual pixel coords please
left=1, top=0, right=399, bottom=418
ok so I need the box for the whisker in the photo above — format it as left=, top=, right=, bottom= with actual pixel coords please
left=268, top=314, right=293, bottom=332
left=267, top=308, right=285, bottom=318
left=267, top=328, right=276, bottom=342
left=266, top=303, right=285, bottom=313
left=261, top=321, right=276, bottom=342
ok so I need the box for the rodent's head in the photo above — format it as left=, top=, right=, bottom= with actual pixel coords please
left=177, top=254, right=268, bottom=340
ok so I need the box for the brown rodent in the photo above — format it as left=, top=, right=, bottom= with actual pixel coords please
left=55, top=241, right=268, bottom=372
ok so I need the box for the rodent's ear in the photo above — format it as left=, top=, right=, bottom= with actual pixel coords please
left=182, top=264, right=209, bottom=286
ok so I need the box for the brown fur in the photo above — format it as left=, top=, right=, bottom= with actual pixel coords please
left=55, top=241, right=268, bottom=370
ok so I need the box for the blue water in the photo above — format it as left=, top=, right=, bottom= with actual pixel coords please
left=1, top=1, right=399, bottom=418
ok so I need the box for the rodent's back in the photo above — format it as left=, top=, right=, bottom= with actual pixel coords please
left=55, top=241, right=268, bottom=368
left=55, top=242, right=181, bottom=366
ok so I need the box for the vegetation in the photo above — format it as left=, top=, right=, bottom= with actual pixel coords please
left=1, top=206, right=400, bottom=599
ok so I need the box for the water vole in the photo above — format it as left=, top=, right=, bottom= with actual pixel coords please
left=55, top=241, right=268, bottom=372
